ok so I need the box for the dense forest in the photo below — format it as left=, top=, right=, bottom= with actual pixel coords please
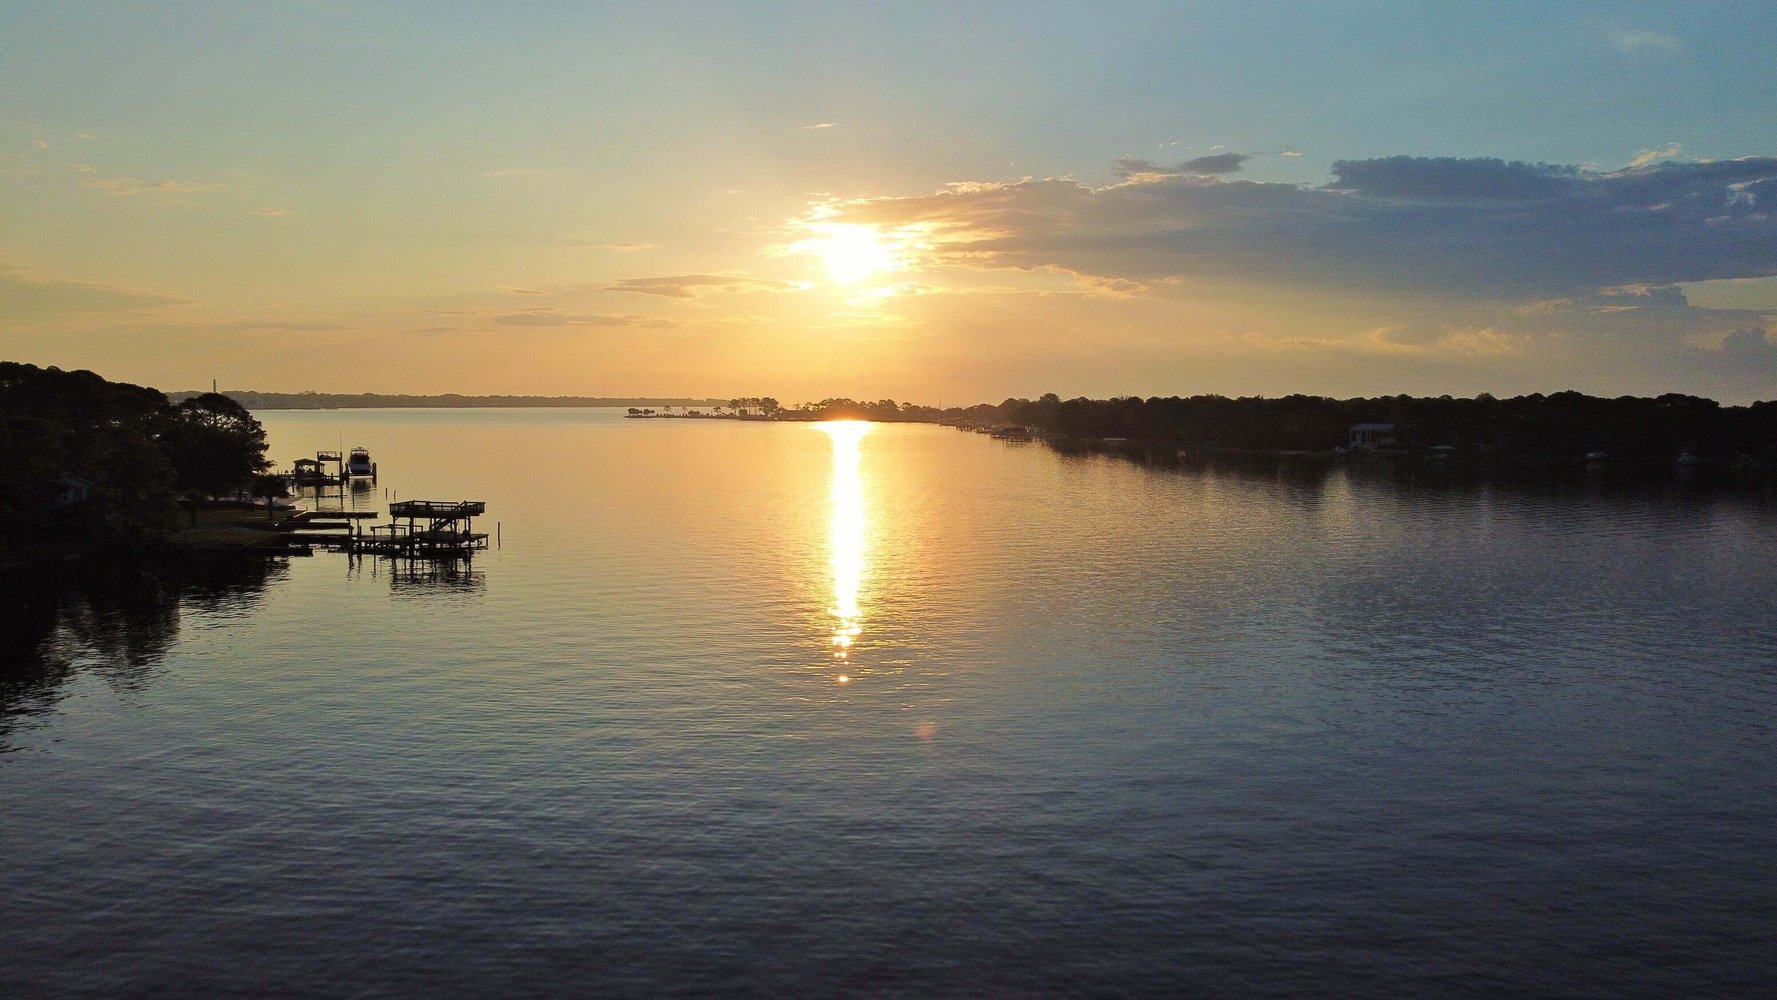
left=994, top=392, right=1777, bottom=464
left=1, top=363, right=273, bottom=550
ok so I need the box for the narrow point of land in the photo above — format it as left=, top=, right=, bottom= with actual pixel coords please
left=166, top=391, right=727, bottom=410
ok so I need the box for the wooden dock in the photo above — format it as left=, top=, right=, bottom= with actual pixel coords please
left=359, top=500, right=490, bottom=558
left=283, top=509, right=380, bottom=547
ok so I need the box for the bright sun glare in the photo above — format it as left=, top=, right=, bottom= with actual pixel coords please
left=807, top=224, right=894, bottom=284
left=819, top=420, right=870, bottom=674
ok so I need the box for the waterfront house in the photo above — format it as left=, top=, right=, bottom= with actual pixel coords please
left=54, top=475, right=93, bottom=508
left=1349, top=423, right=1396, bottom=450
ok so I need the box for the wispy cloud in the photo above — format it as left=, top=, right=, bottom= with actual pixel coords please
left=255, top=207, right=295, bottom=217
left=32, top=138, right=49, bottom=151
left=226, top=320, right=356, bottom=332
left=607, top=274, right=808, bottom=299
left=84, top=175, right=220, bottom=196
left=1610, top=29, right=1679, bottom=54
left=0, top=260, right=192, bottom=320
left=498, top=285, right=548, bottom=295
left=1366, top=324, right=1527, bottom=358
left=491, top=308, right=678, bottom=328
left=1628, top=143, right=1682, bottom=169
left=594, top=242, right=656, bottom=251
left=480, top=167, right=569, bottom=179
left=802, top=122, right=836, bottom=130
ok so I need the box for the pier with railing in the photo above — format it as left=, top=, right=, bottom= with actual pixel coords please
left=358, top=500, right=490, bottom=558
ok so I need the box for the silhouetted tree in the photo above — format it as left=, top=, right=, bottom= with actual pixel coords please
left=158, top=393, right=270, bottom=497
left=250, top=472, right=290, bottom=521
left=0, top=362, right=176, bottom=544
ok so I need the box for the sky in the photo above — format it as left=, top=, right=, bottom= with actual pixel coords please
left=3, top=1, right=1775, bottom=403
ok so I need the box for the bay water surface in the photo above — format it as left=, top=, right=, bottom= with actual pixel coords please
left=4, top=408, right=1775, bottom=997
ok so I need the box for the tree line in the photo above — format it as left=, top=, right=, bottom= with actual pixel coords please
left=1, top=362, right=273, bottom=548
left=995, top=391, right=1777, bottom=462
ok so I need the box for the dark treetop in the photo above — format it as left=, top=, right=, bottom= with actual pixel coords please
left=1, top=363, right=271, bottom=549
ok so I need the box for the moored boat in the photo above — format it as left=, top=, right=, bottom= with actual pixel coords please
left=347, top=446, right=377, bottom=480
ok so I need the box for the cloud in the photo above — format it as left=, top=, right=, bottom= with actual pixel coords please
left=1589, top=284, right=1692, bottom=311
left=1179, top=152, right=1248, bottom=175
left=1114, top=153, right=1248, bottom=179
left=1610, top=29, right=1679, bottom=54
left=802, top=122, right=836, bottom=130
left=84, top=175, right=220, bottom=196
left=1280, top=149, right=1304, bottom=158
left=74, top=132, right=97, bottom=141
left=1323, top=156, right=1582, bottom=200
left=0, top=261, right=192, bottom=320
left=1368, top=324, right=1526, bottom=357
left=32, top=139, right=49, bottom=151
left=606, top=274, right=808, bottom=299
left=1629, top=143, right=1682, bottom=169
left=255, top=207, right=294, bottom=217
left=498, top=285, right=548, bottom=295
left=594, top=242, right=656, bottom=251
left=480, top=168, right=569, bottom=179
left=491, top=308, right=678, bottom=328
left=1071, top=272, right=1150, bottom=297
left=1708, top=327, right=1777, bottom=369
left=1241, top=323, right=1525, bottom=359
left=813, top=155, right=1777, bottom=300
left=227, top=320, right=355, bottom=332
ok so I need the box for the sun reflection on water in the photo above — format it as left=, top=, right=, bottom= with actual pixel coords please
left=819, top=421, right=871, bottom=676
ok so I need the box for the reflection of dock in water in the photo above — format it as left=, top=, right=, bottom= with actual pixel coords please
left=386, top=557, right=486, bottom=595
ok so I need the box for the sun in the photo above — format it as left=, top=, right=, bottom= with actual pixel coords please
left=805, top=224, right=895, bottom=284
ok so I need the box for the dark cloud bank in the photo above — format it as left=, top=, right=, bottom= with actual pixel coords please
left=833, top=155, right=1777, bottom=300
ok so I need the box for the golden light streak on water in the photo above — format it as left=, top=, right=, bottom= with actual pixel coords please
left=818, top=421, right=871, bottom=676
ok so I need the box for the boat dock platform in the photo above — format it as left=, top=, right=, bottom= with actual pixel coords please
left=358, top=500, right=490, bottom=558
left=283, top=447, right=378, bottom=486
left=284, top=509, right=380, bottom=546
left=277, top=500, right=490, bottom=560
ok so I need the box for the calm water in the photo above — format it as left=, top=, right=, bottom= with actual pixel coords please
left=4, top=409, right=1776, bottom=998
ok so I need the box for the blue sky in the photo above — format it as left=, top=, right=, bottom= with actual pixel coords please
left=3, top=2, right=1775, bottom=400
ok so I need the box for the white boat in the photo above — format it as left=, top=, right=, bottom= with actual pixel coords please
left=346, top=446, right=377, bottom=480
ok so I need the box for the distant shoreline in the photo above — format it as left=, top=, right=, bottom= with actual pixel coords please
left=169, top=391, right=726, bottom=410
